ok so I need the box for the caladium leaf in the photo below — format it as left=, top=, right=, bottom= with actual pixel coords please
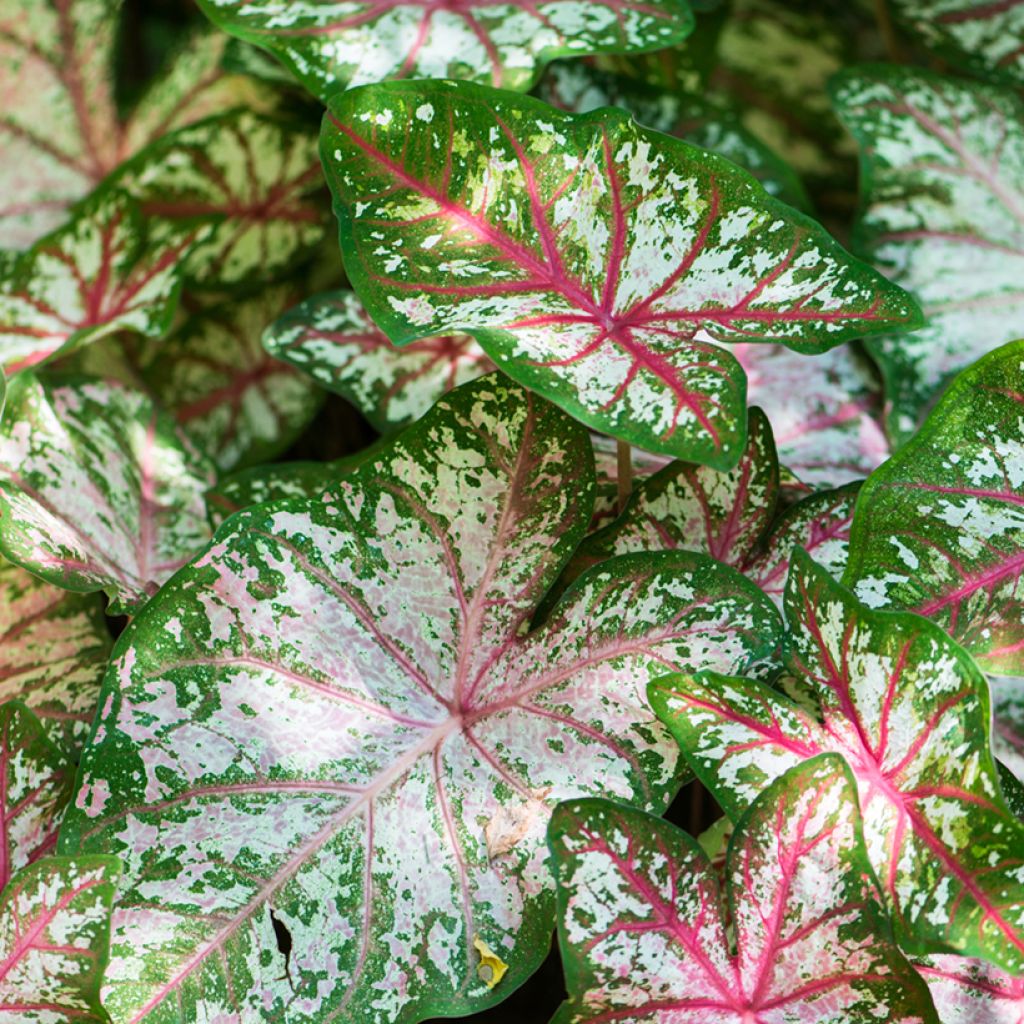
left=0, top=702, right=74, bottom=889
left=729, top=341, right=890, bottom=487
left=263, top=290, right=494, bottom=434
left=118, top=110, right=327, bottom=288
left=0, top=0, right=276, bottom=251
left=144, top=286, right=323, bottom=473
left=60, top=375, right=782, bottom=1024
left=0, top=855, right=119, bottom=1022
left=0, top=375, right=216, bottom=615
left=891, top=0, right=1024, bottom=87
left=844, top=340, right=1024, bottom=674
left=915, top=954, right=1024, bottom=1023
left=0, top=190, right=212, bottom=374
left=548, top=755, right=937, bottom=1024
left=991, top=676, right=1024, bottom=785
left=745, top=482, right=859, bottom=604
left=540, top=60, right=812, bottom=212
left=0, top=559, right=110, bottom=749
left=651, top=552, right=1024, bottom=972
left=322, top=80, right=921, bottom=469
left=196, top=0, right=696, bottom=99
left=832, top=66, right=1024, bottom=440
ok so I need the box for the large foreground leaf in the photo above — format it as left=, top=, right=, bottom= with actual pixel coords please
left=0, top=856, right=119, bottom=1022
left=60, top=375, right=781, bottom=1024
left=197, top=0, right=695, bottom=98
left=0, top=0, right=274, bottom=250
left=891, top=0, right=1024, bottom=86
left=0, top=190, right=210, bottom=373
left=0, top=560, right=110, bottom=748
left=263, top=290, right=494, bottom=433
left=845, top=340, right=1024, bottom=673
left=832, top=66, right=1024, bottom=439
left=651, top=552, right=1024, bottom=972
left=323, top=80, right=920, bottom=468
left=0, top=376, right=215, bottom=615
left=548, top=756, right=936, bottom=1024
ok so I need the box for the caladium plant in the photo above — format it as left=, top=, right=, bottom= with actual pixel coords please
left=196, top=0, right=697, bottom=98
left=60, top=375, right=782, bottom=1024
left=832, top=65, right=1024, bottom=440
left=322, top=79, right=920, bottom=468
left=651, top=551, right=1024, bottom=973
left=548, top=755, right=937, bottom=1024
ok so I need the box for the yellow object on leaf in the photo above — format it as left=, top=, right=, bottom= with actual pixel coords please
left=473, top=934, right=509, bottom=989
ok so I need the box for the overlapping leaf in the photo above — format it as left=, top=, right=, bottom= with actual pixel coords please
left=991, top=676, right=1024, bottom=784
left=118, top=110, right=327, bottom=287
left=832, top=66, right=1024, bottom=439
left=844, top=340, right=1024, bottom=673
left=915, top=954, right=1024, bottom=1023
left=263, top=290, right=494, bottom=433
left=548, top=756, right=936, bottom=1024
left=323, top=80, right=920, bottom=468
left=0, top=190, right=211, bottom=374
left=539, top=61, right=812, bottom=211
left=144, top=286, right=323, bottom=473
left=0, top=375, right=216, bottom=615
left=196, top=0, right=696, bottom=98
left=0, top=0, right=274, bottom=250
left=0, top=559, right=109, bottom=751
left=651, top=552, right=1024, bottom=972
left=0, top=856, right=119, bottom=1022
left=891, top=0, right=1024, bottom=86
left=60, top=375, right=782, bottom=1024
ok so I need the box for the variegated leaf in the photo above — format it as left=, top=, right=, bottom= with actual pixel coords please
left=118, top=110, right=327, bottom=288
left=844, top=340, right=1024, bottom=673
left=0, top=855, right=120, bottom=1022
left=0, top=375, right=216, bottom=615
left=0, top=0, right=276, bottom=250
left=991, top=676, right=1024, bottom=784
left=746, top=482, right=859, bottom=604
left=0, top=702, right=73, bottom=890
left=0, top=559, right=110, bottom=749
left=832, top=66, right=1024, bottom=440
left=60, top=375, right=782, bottom=1023
left=0, top=190, right=210, bottom=374
left=322, top=80, right=921, bottom=468
left=729, top=341, right=889, bottom=487
left=196, top=0, right=696, bottom=99
left=891, top=0, right=1024, bottom=86
left=263, top=290, right=494, bottom=434
left=915, top=954, right=1024, bottom=1023
left=651, top=552, right=1024, bottom=972
left=539, top=60, right=812, bottom=211
left=144, top=287, right=323, bottom=473
left=548, top=756, right=937, bottom=1024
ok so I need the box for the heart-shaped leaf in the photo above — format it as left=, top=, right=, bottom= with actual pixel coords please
left=0, top=375, right=216, bottom=615
left=0, top=0, right=275, bottom=250
left=60, top=375, right=782, bottom=1024
left=915, top=954, right=1024, bottom=1023
left=745, top=482, right=859, bottom=603
left=832, top=66, right=1024, bottom=440
left=844, top=340, right=1024, bottom=673
left=651, top=551, right=1024, bottom=972
left=263, top=290, right=494, bottom=433
left=729, top=341, right=889, bottom=487
left=0, top=559, right=110, bottom=748
left=322, top=80, right=920, bottom=469
left=0, top=190, right=211, bottom=374
left=548, top=755, right=937, bottom=1024
left=196, top=0, right=696, bottom=99
left=890, top=0, right=1024, bottom=86
left=0, top=702, right=73, bottom=889
left=143, top=286, right=324, bottom=473
left=539, top=61, right=812, bottom=211
left=0, top=856, right=119, bottom=1022
left=118, top=110, right=327, bottom=288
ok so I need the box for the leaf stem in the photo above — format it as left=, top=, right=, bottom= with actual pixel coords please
left=872, top=0, right=904, bottom=63
left=617, top=439, right=633, bottom=514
